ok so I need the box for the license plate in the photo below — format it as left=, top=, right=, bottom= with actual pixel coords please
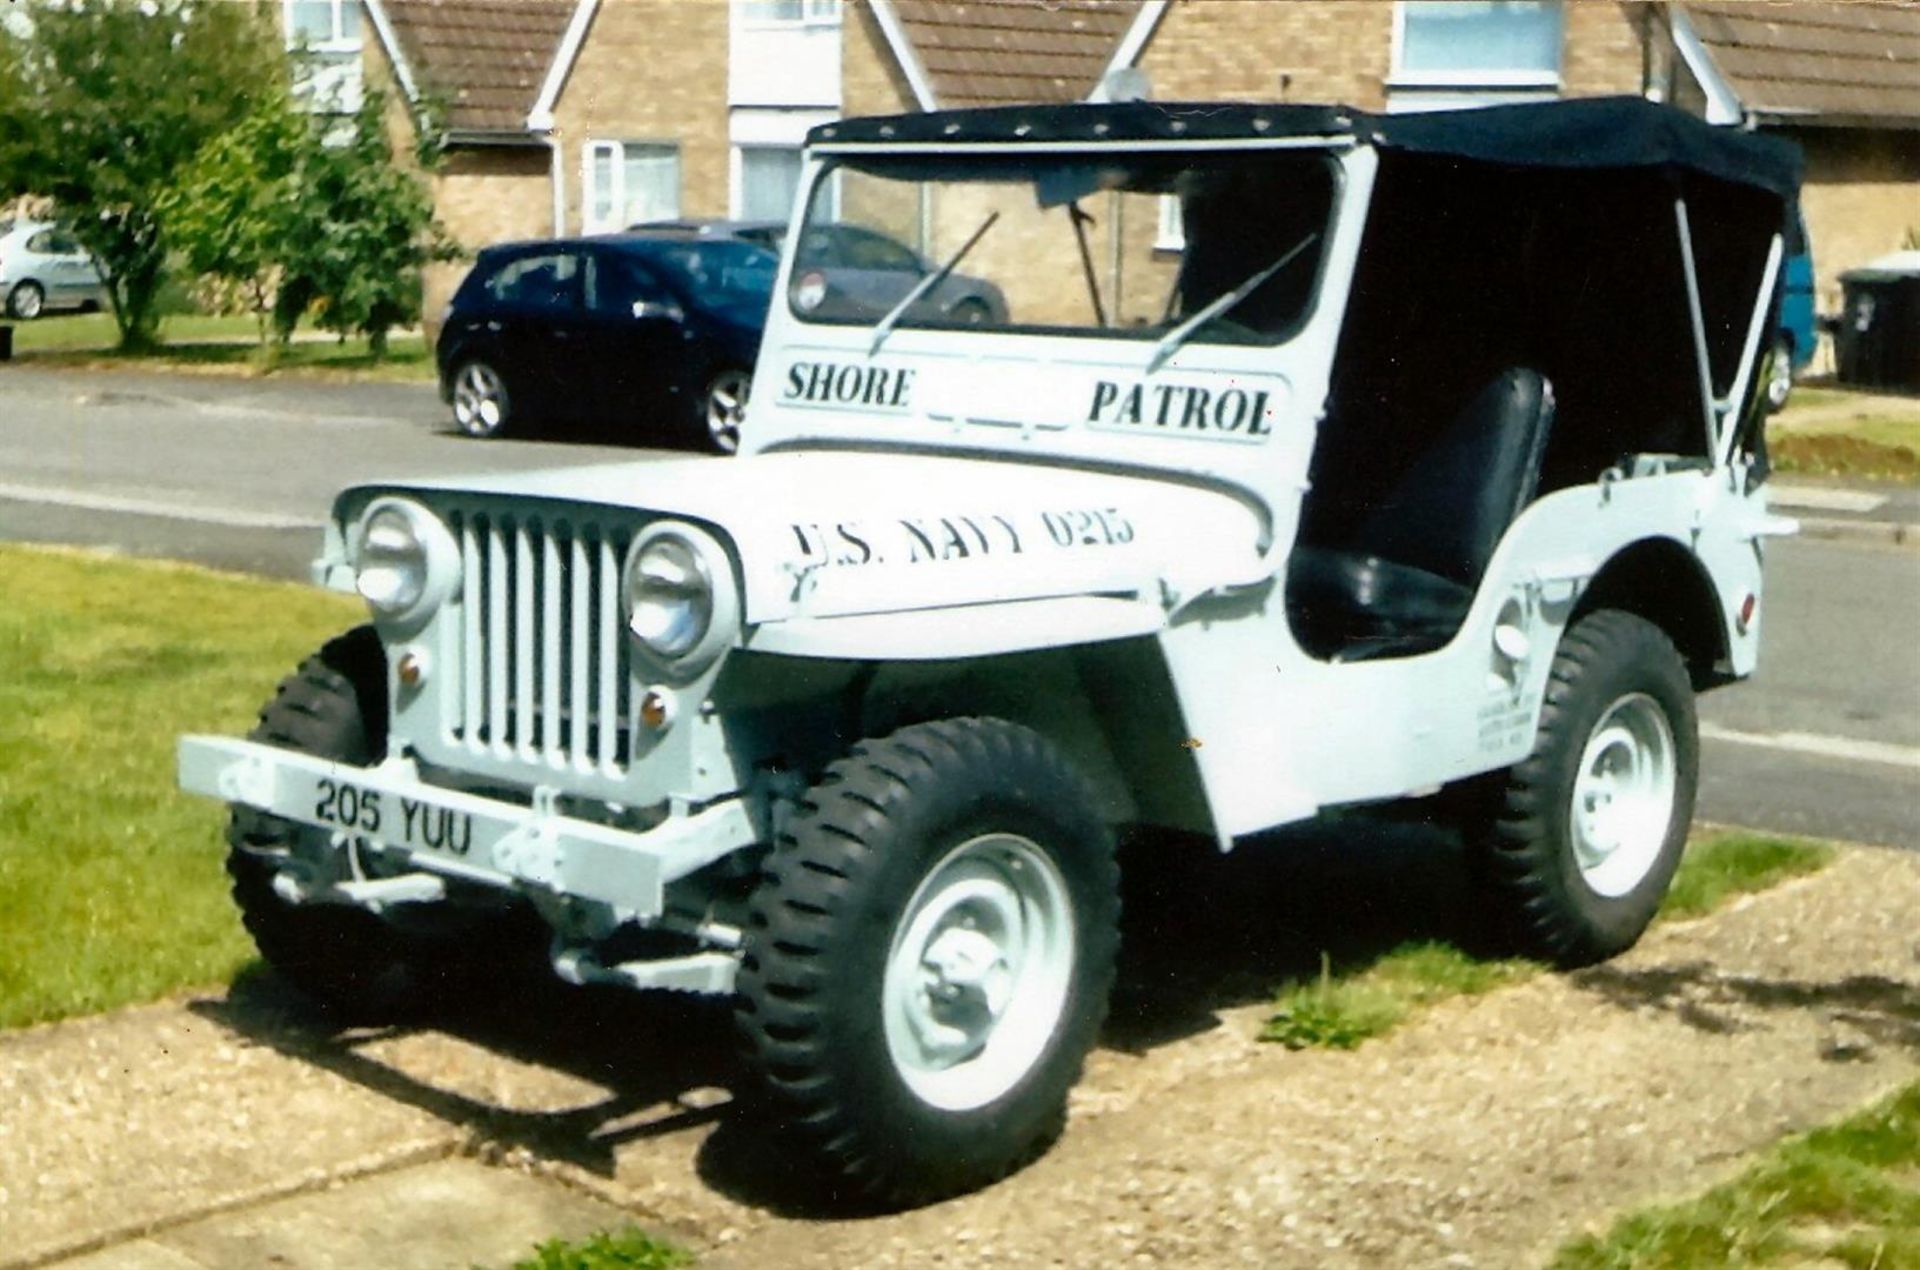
left=310, top=775, right=475, bottom=859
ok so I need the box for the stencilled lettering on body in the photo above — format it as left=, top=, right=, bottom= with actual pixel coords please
left=788, top=507, right=1134, bottom=570
left=1086, top=379, right=1276, bottom=441
left=782, top=361, right=915, bottom=411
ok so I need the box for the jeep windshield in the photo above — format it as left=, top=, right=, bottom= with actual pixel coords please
left=787, top=151, right=1336, bottom=346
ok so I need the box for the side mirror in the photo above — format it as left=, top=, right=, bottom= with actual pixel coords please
left=632, top=299, right=684, bottom=322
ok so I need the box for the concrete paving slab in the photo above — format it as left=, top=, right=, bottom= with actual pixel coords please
left=0, top=1001, right=463, bottom=1268
left=52, top=1243, right=208, bottom=1270
left=137, top=1159, right=628, bottom=1270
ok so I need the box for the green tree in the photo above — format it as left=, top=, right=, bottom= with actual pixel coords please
left=160, top=99, right=308, bottom=347
left=0, top=0, right=282, bottom=349
left=272, top=95, right=456, bottom=357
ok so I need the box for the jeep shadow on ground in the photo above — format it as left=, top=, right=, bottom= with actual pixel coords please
left=194, top=805, right=1486, bottom=1214
left=193, top=948, right=741, bottom=1179
left=1574, top=959, right=1920, bottom=1058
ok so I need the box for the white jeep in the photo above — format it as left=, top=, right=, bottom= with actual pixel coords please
left=180, top=97, right=1800, bottom=1205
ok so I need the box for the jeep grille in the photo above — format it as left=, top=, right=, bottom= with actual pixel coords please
left=450, top=510, right=634, bottom=773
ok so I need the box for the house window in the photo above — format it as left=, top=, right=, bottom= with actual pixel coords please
left=1392, top=1, right=1562, bottom=94
left=284, top=0, right=363, bottom=114
left=1155, top=195, right=1184, bottom=251
left=739, top=147, right=804, bottom=221
left=737, top=0, right=840, bottom=24
left=585, top=142, right=681, bottom=233
left=284, top=0, right=360, bottom=50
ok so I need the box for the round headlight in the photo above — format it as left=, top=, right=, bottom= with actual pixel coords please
left=356, top=505, right=428, bottom=613
left=626, top=535, right=713, bottom=658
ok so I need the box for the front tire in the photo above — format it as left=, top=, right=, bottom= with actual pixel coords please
left=1472, top=610, right=1698, bottom=967
left=7, top=280, right=44, bottom=320
left=450, top=359, right=515, bottom=438
left=735, top=718, right=1119, bottom=1207
left=226, top=627, right=471, bottom=1021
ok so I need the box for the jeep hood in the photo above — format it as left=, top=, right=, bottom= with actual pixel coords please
left=342, top=450, right=1270, bottom=625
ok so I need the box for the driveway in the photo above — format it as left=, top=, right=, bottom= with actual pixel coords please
left=5, top=841, right=1917, bottom=1268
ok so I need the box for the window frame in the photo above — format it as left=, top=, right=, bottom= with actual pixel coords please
left=735, top=0, right=841, bottom=28
left=1154, top=195, right=1185, bottom=252
left=582, top=140, right=683, bottom=234
left=1388, top=0, right=1563, bottom=91
left=282, top=0, right=361, bottom=53
left=734, top=143, right=807, bottom=222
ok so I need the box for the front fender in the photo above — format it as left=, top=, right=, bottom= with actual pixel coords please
left=745, top=594, right=1167, bottom=660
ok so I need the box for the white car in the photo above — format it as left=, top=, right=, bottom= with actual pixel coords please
left=180, top=97, right=1800, bottom=1207
left=0, top=219, right=107, bottom=319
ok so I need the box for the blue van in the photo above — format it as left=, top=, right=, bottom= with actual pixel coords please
left=1770, top=208, right=1816, bottom=410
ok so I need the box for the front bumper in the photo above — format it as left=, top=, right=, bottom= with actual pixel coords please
left=177, top=734, right=761, bottom=925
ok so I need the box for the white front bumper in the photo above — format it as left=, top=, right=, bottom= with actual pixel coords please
left=177, top=735, right=761, bottom=922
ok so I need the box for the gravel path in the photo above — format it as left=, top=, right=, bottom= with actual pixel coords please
left=4, top=843, right=1916, bottom=1269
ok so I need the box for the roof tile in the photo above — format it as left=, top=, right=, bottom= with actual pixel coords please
left=1684, top=1, right=1920, bottom=123
left=380, top=0, right=573, bottom=133
left=890, top=0, right=1144, bottom=107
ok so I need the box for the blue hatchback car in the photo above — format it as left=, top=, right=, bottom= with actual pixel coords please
left=1770, top=208, right=1817, bottom=410
left=437, top=234, right=775, bottom=452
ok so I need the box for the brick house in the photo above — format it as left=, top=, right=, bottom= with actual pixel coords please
left=1674, top=3, right=1920, bottom=309
left=283, top=0, right=1147, bottom=331
left=849, top=1, right=1918, bottom=318
left=288, top=1, right=1916, bottom=336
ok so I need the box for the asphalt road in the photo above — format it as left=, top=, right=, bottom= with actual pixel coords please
left=2, top=362, right=1914, bottom=847
left=0, top=364, right=658, bottom=576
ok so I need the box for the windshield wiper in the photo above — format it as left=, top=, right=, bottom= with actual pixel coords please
left=868, top=210, right=999, bottom=357
left=1068, top=202, right=1107, bottom=327
left=1147, top=232, right=1319, bottom=373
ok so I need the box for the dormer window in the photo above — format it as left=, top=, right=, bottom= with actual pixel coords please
left=1389, top=1, right=1562, bottom=112
left=738, top=0, right=841, bottom=26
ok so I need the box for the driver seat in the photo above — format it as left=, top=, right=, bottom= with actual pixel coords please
left=1288, top=369, right=1556, bottom=661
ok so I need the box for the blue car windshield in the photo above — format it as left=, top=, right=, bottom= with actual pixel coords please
left=645, top=241, right=778, bottom=308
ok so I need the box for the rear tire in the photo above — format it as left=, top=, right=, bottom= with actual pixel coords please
left=735, top=718, right=1119, bottom=1208
left=227, top=627, right=474, bottom=1022
left=697, top=367, right=750, bottom=454
left=949, top=298, right=991, bottom=326
left=7, top=280, right=44, bottom=320
left=450, top=359, right=515, bottom=438
left=1471, top=610, right=1698, bottom=967
left=1765, top=335, right=1795, bottom=412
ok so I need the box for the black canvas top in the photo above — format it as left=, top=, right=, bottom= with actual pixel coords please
left=808, top=97, right=1801, bottom=200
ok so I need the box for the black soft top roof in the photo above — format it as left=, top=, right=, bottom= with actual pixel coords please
left=808, top=97, right=1801, bottom=201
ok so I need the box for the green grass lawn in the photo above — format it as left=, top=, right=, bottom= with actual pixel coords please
left=0, top=546, right=357, bottom=1029
left=1770, top=390, right=1920, bottom=483
left=507, top=1229, right=692, bottom=1270
left=1263, top=831, right=1834, bottom=1050
left=1551, top=1080, right=1920, bottom=1268
left=6, top=311, right=433, bottom=382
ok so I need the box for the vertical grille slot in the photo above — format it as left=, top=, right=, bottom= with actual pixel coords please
left=450, top=509, right=631, bottom=773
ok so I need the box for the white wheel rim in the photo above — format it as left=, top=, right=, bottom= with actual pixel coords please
left=705, top=370, right=749, bottom=453
left=1570, top=692, right=1677, bottom=898
left=452, top=364, right=504, bottom=435
left=1767, top=346, right=1793, bottom=408
left=14, top=284, right=41, bottom=318
left=882, top=833, right=1075, bottom=1112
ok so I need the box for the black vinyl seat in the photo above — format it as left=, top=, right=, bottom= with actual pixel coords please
left=1288, top=369, right=1556, bottom=661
